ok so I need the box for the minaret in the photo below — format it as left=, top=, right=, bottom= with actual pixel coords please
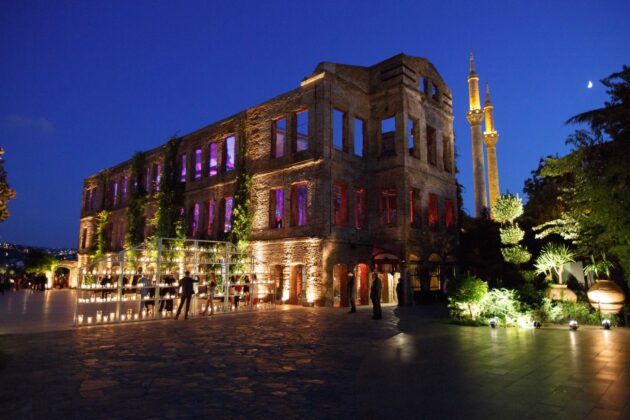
left=466, top=52, right=488, bottom=217
left=483, top=84, right=500, bottom=214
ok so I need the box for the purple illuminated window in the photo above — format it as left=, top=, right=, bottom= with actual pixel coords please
left=207, top=200, right=216, bottom=236
left=271, top=189, right=284, bottom=228
left=225, top=136, right=235, bottom=172
left=209, top=143, right=218, bottom=176
left=180, top=154, right=187, bottom=182
left=121, top=175, right=128, bottom=205
left=194, top=148, right=202, bottom=180
left=192, top=203, right=200, bottom=237
left=144, top=167, right=150, bottom=193
left=153, top=163, right=161, bottom=191
left=291, top=183, right=308, bottom=226
left=112, top=180, right=119, bottom=207
left=224, top=196, right=233, bottom=233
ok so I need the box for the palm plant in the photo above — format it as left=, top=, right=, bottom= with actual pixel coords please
left=535, top=243, right=575, bottom=284
left=583, top=253, right=614, bottom=280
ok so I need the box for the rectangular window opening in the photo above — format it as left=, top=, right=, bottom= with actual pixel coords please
left=354, top=188, right=366, bottom=229
left=432, top=83, right=439, bottom=100
left=273, top=118, right=286, bottom=158
left=408, top=119, right=416, bottom=156
left=180, top=154, right=187, bottom=182
left=443, top=137, right=451, bottom=173
left=427, top=125, right=437, bottom=166
left=380, top=188, right=397, bottom=226
left=192, top=203, right=200, bottom=237
left=332, top=181, right=348, bottom=226
left=208, top=143, right=218, bottom=176
left=296, top=109, right=309, bottom=152
left=270, top=189, right=284, bottom=228
left=354, top=118, right=364, bottom=157
left=445, top=199, right=455, bottom=233
left=381, top=117, right=396, bottom=156
left=207, top=200, right=216, bottom=236
left=225, top=136, right=235, bottom=172
left=333, top=109, right=345, bottom=151
left=194, top=148, right=202, bottom=180
left=121, top=175, right=128, bottom=205
left=224, top=196, right=234, bottom=233
left=411, top=188, right=422, bottom=228
left=291, top=183, right=308, bottom=226
left=428, top=193, right=439, bottom=232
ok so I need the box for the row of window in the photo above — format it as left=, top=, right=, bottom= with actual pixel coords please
left=181, top=135, right=235, bottom=182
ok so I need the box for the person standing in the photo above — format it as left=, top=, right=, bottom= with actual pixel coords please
left=175, top=271, right=197, bottom=320
left=201, top=280, right=216, bottom=316
left=370, top=272, right=382, bottom=320
left=395, top=277, right=403, bottom=307
left=347, top=272, right=356, bottom=313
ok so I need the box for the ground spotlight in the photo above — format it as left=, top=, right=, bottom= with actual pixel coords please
left=489, top=317, right=498, bottom=328
left=533, top=321, right=541, bottom=329
left=569, top=320, right=579, bottom=331
left=602, top=319, right=611, bottom=330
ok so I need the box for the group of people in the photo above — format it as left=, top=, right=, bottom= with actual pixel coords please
left=345, top=272, right=384, bottom=320
left=0, top=272, right=47, bottom=293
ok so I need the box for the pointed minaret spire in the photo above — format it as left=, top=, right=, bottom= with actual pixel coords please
left=466, top=52, right=487, bottom=216
left=483, top=82, right=500, bottom=215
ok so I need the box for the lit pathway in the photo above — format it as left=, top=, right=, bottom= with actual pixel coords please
left=1, top=299, right=629, bottom=419
left=0, top=290, right=76, bottom=334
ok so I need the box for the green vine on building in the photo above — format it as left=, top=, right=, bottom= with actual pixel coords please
left=154, top=135, right=186, bottom=239
left=92, top=210, right=110, bottom=260
left=229, top=171, right=253, bottom=252
left=124, top=152, right=148, bottom=259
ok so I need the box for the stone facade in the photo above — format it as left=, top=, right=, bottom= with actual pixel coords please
left=78, top=53, right=459, bottom=306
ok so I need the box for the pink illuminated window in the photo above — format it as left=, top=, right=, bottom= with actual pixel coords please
left=380, top=188, right=397, bottom=226
left=224, top=196, right=233, bottom=233
left=333, top=181, right=348, bottom=226
left=180, top=154, right=187, bottom=182
left=194, top=148, right=202, bottom=180
left=428, top=193, right=439, bottom=231
left=225, top=136, right=235, bottom=172
left=270, top=189, right=284, bottom=228
left=144, top=167, right=150, bottom=193
left=354, top=188, right=366, bottom=229
left=291, top=183, right=308, bottom=226
left=207, top=200, right=216, bottom=236
left=445, top=198, right=455, bottom=233
left=192, top=203, right=200, bottom=237
left=208, top=143, right=218, bottom=176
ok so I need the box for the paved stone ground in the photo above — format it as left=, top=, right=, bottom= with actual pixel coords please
left=1, top=302, right=630, bottom=419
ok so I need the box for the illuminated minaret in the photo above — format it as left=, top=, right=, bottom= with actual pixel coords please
left=466, top=52, right=488, bottom=216
left=483, top=84, right=500, bottom=214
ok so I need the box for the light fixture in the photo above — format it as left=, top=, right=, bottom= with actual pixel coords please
left=602, top=319, right=611, bottom=330
left=569, top=320, right=579, bottom=330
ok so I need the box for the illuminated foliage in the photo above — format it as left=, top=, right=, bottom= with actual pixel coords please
left=0, top=147, right=16, bottom=222
left=93, top=210, right=110, bottom=260
left=155, top=136, right=186, bottom=239
left=448, top=274, right=488, bottom=320
left=501, top=246, right=531, bottom=265
left=124, top=152, right=147, bottom=249
left=534, top=243, right=574, bottom=284
left=492, top=194, right=523, bottom=224
left=499, top=225, right=524, bottom=245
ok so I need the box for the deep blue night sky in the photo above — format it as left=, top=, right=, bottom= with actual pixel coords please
left=1, top=0, right=628, bottom=248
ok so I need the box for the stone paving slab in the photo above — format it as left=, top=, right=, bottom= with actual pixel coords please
left=1, top=304, right=630, bottom=419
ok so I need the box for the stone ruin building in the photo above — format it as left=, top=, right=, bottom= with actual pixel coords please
left=78, top=53, right=459, bottom=307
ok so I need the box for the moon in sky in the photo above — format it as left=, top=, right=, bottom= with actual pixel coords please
left=587, top=80, right=593, bottom=88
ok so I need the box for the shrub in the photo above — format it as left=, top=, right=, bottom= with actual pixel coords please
left=448, top=274, right=488, bottom=320
left=501, top=245, right=532, bottom=265
left=499, top=225, right=525, bottom=245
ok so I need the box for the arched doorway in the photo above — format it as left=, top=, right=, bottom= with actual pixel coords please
left=270, top=265, right=284, bottom=302
left=373, top=253, right=400, bottom=303
left=333, top=264, right=348, bottom=307
left=54, top=267, right=70, bottom=288
left=289, top=265, right=305, bottom=305
left=356, top=263, right=370, bottom=305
